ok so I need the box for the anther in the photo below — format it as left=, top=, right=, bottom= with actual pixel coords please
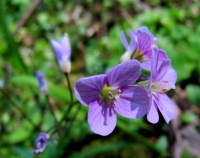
left=162, top=80, right=168, bottom=83
left=162, top=88, right=168, bottom=92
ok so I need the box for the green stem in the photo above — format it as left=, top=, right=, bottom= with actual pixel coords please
left=64, top=103, right=82, bottom=137
left=47, top=101, right=79, bottom=135
left=45, top=94, right=58, bottom=124
left=64, top=72, right=73, bottom=102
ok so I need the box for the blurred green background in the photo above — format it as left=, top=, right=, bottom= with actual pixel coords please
left=0, top=0, right=200, bottom=158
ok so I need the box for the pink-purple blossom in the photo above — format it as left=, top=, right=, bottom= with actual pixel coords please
left=146, top=48, right=177, bottom=124
left=120, top=26, right=168, bottom=70
left=50, top=34, right=71, bottom=73
left=74, top=60, right=149, bottom=136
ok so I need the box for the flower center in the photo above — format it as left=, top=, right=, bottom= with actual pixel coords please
left=131, top=48, right=147, bottom=62
left=151, top=80, right=175, bottom=93
left=99, top=83, right=121, bottom=105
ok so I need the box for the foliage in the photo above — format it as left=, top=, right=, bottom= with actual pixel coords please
left=0, top=0, right=200, bottom=158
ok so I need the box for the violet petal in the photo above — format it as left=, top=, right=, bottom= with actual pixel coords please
left=106, top=60, right=141, bottom=87
left=147, top=99, right=159, bottom=124
left=74, top=75, right=107, bottom=106
left=88, top=99, right=116, bottom=136
left=141, top=49, right=168, bottom=71
left=50, top=40, right=63, bottom=62
left=120, top=31, right=129, bottom=50
left=60, top=35, right=71, bottom=59
left=155, top=60, right=177, bottom=86
left=115, top=86, right=149, bottom=118
left=156, top=93, right=176, bottom=123
left=137, top=30, right=152, bottom=51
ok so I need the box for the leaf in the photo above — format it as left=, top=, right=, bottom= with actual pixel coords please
left=13, top=147, right=33, bottom=158
left=0, top=0, right=27, bottom=72
left=155, top=135, right=168, bottom=154
left=69, top=142, right=133, bottom=158
left=185, top=84, right=200, bottom=106
left=180, top=111, right=198, bottom=124
left=5, top=121, right=33, bottom=143
left=10, top=75, right=71, bottom=102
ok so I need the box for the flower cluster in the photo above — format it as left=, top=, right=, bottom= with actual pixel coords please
left=75, top=26, right=177, bottom=136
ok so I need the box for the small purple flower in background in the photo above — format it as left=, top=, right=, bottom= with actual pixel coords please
left=120, top=26, right=168, bottom=70
left=36, top=71, right=48, bottom=94
left=146, top=48, right=177, bottom=124
left=50, top=34, right=71, bottom=73
left=74, top=60, right=149, bottom=136
left=34, top=132, right=49, bottom=155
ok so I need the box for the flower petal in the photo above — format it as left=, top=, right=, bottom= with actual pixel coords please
left=50, top=40, right=63, bottom=62
left=151, top=48, right=159, bottom=80
left=106, top=60, right=141, bottom=87
left=120, top=31, right=129, bottom=50
left=115, top=86, right=149, bottom=118
left=74, top=75, right=107, bottom=106
left=142, top=49, right=168, bottom=71
left=155, top=59, right=177, bottom=86
left=60, top=35, right=71, bottom=59
left=88, top=100, right=116, bottom=136
left=147, top=99, right=159, bottom=124
left=156, top=93, right=176, bottom=123
left=137, top=30, right=152, bottom=51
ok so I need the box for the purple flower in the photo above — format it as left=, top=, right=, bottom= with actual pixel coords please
left=120, top=31, right=136, bottom=62
left=36, top=71, right=48, bottom=94
left=146, top=48, right=177, bottom=124
left=34, top=132, right=49, bottom=155
left=50, top=34, right=71, bottom=73
left=120, top=26, right=168, bottom=70
left=74, top=60, right=149, bottom=136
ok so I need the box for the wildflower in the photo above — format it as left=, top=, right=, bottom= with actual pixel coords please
left=146, top=48, right=177, bottom=124
left=35, top=71, right=48, bottom=94
left=120, top=26, right=168, bottom=70
left=74, top=60, right=149, bottom=136
left=120, top=31, right=136, bottom=62
left=50, top=34, right=71, bottom=73
left=34, top=132, right=49, bottom=155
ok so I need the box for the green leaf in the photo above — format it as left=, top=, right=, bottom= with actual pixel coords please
left=0, top=0, right=27, bottom=73
left=5, top=121, right=33, bottom=143
left=155, top=135, right=168, bottom=154
left=13, top=147, right=33, bottom=158
left=185, top=84, right=200, bottom=106
left=180, top=111, right=198, bottom=124
left=10, top=75, right=71, bottom=102
left=69, top=142, right=133, bottom=158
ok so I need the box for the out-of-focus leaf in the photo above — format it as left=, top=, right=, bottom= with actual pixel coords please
left=69, top=142, right=133, bottom=158
left=185, top=84, right=200, bottom=106
left=181, top=150, right=196, bottom=158
left=0, top=0, right=27, bottom=72
left=181, top=111, right=198, bottom=124
left=13, top=147, right=33, bottom=158
left=10, top=75, right=71, bottom=102
left=155, top=135, right=168, bottom=154
left=5, top=121, right=33, bottom=143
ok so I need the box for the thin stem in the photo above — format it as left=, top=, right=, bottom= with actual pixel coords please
left=47, top=101, right=79, bottom=135
left=0, top=88, right=38, bottom=129
left=64, top=72, right=73, bottom=102
left=45, top=94, right=62, bottom=136
left=45, top=94, right=58, bottom=124
left=64, top=103, right=82, bottom=137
